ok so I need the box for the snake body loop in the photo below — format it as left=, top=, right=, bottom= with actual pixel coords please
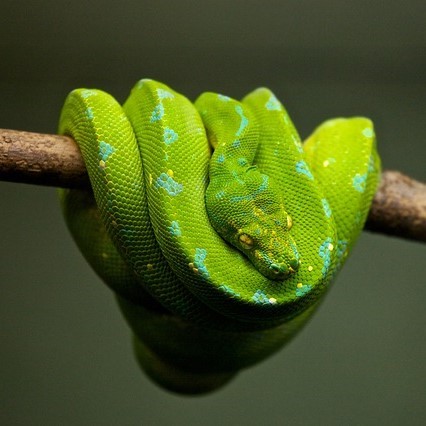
left=59, top=79, right=380, bottom=394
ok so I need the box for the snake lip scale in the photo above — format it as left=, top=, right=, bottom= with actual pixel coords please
left=59, top=78, right=380, bottom=393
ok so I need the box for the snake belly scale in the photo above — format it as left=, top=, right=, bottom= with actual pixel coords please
left=59, top=79, right=380, bottom=394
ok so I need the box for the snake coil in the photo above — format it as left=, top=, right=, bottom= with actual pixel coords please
left=59, top=79, right=380, bottom=394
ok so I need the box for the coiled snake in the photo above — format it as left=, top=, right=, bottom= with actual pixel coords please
left=59, top=79, right=380, bottom=394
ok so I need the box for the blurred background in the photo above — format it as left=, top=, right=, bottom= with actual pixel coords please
left=1, top=1, right=425, bottom=424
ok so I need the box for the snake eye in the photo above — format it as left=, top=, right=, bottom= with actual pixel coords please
left=286, top=215, right=293, bottom=230
left=239, top=233, right=254, bottom=250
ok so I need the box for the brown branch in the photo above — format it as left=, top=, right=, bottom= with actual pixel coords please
left=0, top=128, right=89, bottom=188
left=365, top=171, right=426, bottom=242
left=1, top=128, right=425, bottom=243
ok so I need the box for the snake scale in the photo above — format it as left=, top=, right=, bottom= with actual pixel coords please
left=59, top=79, right=380, bottom=394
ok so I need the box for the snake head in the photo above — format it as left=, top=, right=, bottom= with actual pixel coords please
left=235, top=215, right=300, bottom=280
left=206, top=170, right=300, bottom=281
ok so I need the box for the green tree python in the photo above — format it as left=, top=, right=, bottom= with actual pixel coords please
left=59, top=79, right=381, bottom=394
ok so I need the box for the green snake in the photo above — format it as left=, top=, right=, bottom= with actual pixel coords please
left=59, top=79, right=380, bottom=394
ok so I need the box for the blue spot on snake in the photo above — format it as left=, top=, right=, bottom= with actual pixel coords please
left=293, top=135, right=304, bottom=153
left=217, top=153, right=225, bottom=164
left=265, top=94, right=281, bottom=111
left=151, top=103, right=164, bottom=122
left=156, top=173, right=183, bottom=196
left=362, top=127, right=374, bottom=138
left=218, top=94, right=231, bottom=102
left=219, top=284, right=240, bottom=298
left=353, top=173, right=367, bottom=193
left=216, top=190, right=226, bottom=199
left=232, top=139, right=241, bottom=148
left=98, top=141, right=115, bottom=162
left=235, top=105, right=248, bottom=137
left=252, top=290, right=274, bottom=304
left=238, top=157, right=248, bottom=166
left=322, top=198, right=332, bottom=218
left=86, top=107, right=94, bottom=120
left=296, top=284, right=312, bottom=297
left=296, top=160, right=314, bottom=180
left=231, top=175, right=269, bottom=202
left=319, top=238, right=333, bottom=278
left=194, top=248, right=209, bottom=278
left=168, top=221, right=182, bottom=237
left=163, top=127, right=178, bottom=145
left=81, top=90, right=96, bottom=98
left=337, top=239, right=348, bottom=260
left=157, top=88, right=174, bottom=100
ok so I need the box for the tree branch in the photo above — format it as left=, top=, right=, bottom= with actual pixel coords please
left=1, top=128, right=425, bottom=243
left=0, top=128, right=88, bottom=189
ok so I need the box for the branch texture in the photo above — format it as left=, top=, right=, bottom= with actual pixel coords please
left=1, top=128, right=425, bottom=243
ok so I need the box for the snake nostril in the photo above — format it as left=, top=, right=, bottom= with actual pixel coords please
left=270, top=263, right=289, bottom=277
left=271, top=264, right=280, bottom=273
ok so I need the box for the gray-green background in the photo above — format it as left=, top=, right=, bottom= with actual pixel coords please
left=1, top=1, right=425, bottom=425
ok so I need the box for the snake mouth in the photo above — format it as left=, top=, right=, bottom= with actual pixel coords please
left=269, top=255, right=300, bottom=279
left=253, top=249, right=300, bottom=280
left=270, top=263, right=286, bottom=275
left=268, top=262, right=296, bottom=280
